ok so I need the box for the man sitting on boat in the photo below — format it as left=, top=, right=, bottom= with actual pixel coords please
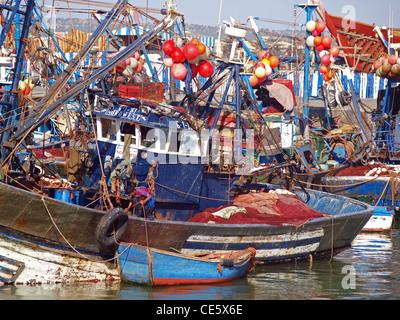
left=125, top=186, right=155, bottom=218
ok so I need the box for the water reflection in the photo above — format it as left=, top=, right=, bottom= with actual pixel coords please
left=247, top=230, right=399, bottom=300
left=119, top=281, right=251, bottom=300
left=0, top=282, right=121, bottom=300
left=1, top=229, right=400, bottom=300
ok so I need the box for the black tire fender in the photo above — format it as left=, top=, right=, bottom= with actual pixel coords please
left=95, top=208, right=128, bottom=253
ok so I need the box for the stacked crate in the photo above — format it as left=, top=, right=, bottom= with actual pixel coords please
left=118, top=82, right=165, bottom=101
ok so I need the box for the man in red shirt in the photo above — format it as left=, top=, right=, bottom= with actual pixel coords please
left=125, top=186, right=155, bottom=218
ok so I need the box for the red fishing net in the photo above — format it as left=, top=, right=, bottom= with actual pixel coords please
left=335, top=165, right=382, bottom=177
left=188, top=192, right=325, bottom=227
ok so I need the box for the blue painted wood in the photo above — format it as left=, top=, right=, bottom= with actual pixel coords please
left=322, top=175, right=400, bottom=207
left=117, top=243, right=254, bottom=286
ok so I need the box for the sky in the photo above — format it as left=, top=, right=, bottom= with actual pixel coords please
left=125, top=0, right=400, bottom=29
left=46, top=0, right=400, bottom=31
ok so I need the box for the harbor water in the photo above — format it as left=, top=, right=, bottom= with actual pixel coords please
left=1, top=222, right=399, bottom=301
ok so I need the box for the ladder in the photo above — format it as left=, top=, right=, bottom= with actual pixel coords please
left=0, top=255, right=25, bottom=285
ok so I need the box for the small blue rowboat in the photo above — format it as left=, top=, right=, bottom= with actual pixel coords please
left=117, top=243, right=256, bottom=286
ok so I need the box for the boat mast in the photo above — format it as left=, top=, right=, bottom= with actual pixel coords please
left=8, top=1, right=181, bottom=145
left=0, top=0, right=36, bottom=161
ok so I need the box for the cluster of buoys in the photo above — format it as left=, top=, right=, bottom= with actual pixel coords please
left=305, top=20, right=340, bottom=82
left=247, top=51, right=280, bottom=87
left=18, top=78, right=35, bottom=95
left=109, top=46, right=144, bottom=78
left=162, top=38, right=213, bottom=81
left=372, top=55, right=400, bottom=79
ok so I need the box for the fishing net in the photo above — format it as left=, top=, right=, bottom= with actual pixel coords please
left=188, top=191, right=325, bottom=227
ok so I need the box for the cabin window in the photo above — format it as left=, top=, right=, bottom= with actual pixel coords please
left=140, top=126, right=156, bottom=149
left=140, top=125, right=168, bottom=151
left=121, top=122, right=137, bottom=146
left=101, top=118, right=117, bottom=140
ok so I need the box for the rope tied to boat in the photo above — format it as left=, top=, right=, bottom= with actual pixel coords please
left=99, top=174, right=114, bottom=210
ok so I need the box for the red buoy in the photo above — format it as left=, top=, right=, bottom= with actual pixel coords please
left=171, top=48, right=185, bottom=63
left=329, top=46, right=340, bottom=58
left=373, top=60, right=382, bottom=70
left=322, top=37, right=332, bottom=48
left=182, top=43, right=199, bottom=61
left=321, top=54, right=331, bottom=65
left=162, top=40, right=175, bottom=56
left=198, top=60, right=214, bottom=77
left=388, top=55, right=398, bottom=65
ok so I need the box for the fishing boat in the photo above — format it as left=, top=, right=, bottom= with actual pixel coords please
left=0, top=0, right=374, bottom=286
left=117, top=242, right=256, bottom=286
left=362, top=207, right=394, bottom=232
left=321, top=164, right=397, bottom=232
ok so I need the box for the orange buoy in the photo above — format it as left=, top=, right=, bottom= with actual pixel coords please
left=189, top=38, right=200, bottom=45
left=249, top=74, right=259, bottom=87
left=323, top=73, right=332, bottom=82
left=23, top=85, right=31, bottom=95
left=197, top=42, right=206, bottom=55
left=391, top=64, right=400, bottom=74
left=313, top=36, right=322, bottom=46
left=269, top=56, right=279, bottom=69
left=315, top=21, right=326, bottom=33
left=319, top=64, right=329, bottom=74
left=382, top=62, right=392, bottom=73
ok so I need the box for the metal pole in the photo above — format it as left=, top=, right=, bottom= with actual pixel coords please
left=296, top=3, right=318, bottom=124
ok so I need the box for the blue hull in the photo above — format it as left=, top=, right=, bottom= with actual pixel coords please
left=322, top=175, right=400, bottom=207
left=117, top=243, right=255, bottom=286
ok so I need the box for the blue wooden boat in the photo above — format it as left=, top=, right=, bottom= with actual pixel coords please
left=322, top=171, right=400, bottom=207
left=321, top=171, right=396, bottom=232
left=117, top=243, right=256, bottom=286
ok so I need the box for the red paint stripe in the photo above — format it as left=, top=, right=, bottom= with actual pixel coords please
left=153, top=276, right=240, bottom=286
